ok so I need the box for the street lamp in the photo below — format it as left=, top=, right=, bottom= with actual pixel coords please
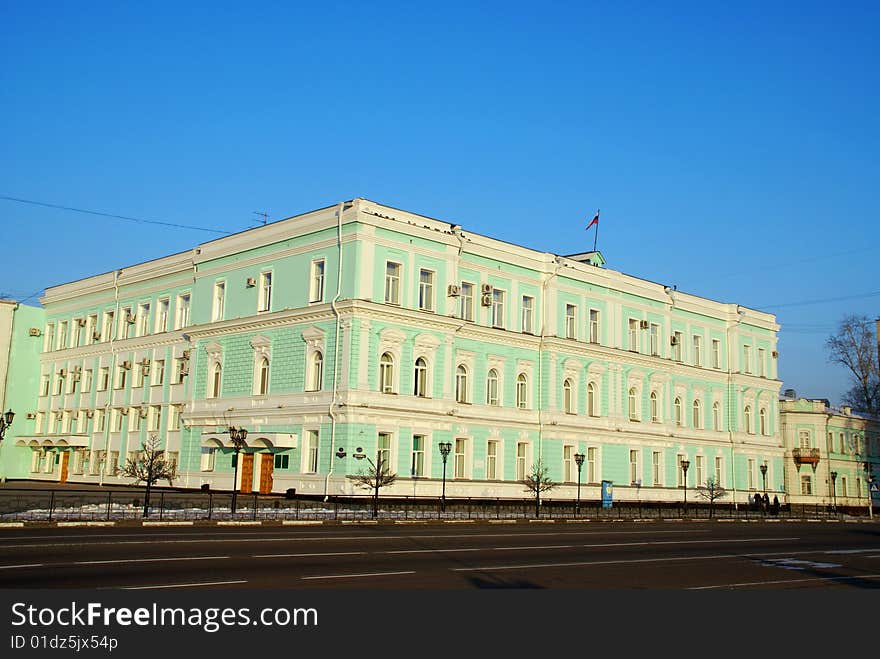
left=829, top=470, right=838, bottom=514
left=573, top=452, right=585, bottom=516
left=0, top=409, right=14, bottom=443
left=863, top=461, right=874, bottom=520
left=438, top=441, right=452, bottom=513
left=680, top=459, right=690, bottom=516
left=760, top=462, right=768, bottom=497
left=228, top=426, right=248, bottom=516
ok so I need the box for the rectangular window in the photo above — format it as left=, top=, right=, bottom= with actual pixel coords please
left=131, top=410, right=142, bottom=432
left=175, top=294, right=190, bottom=329
left=134, top=364, right=146, bottom=389
left=521, top=296, right=534, bottom=333
left=715, top=456, right=723, bottom=486
left=167, top=405, right=181, bottom=431
left=486, top=440, right=498, bottom=480
left=460, top=282, right=474, bottom=321
left=137, top=303, right=151, bottom=337
left=310, top=260, right=325, bottom=303
left=491, top=289, right=505, bottom=328
left=798, top=430, right=811, bottom=449
left=563, top=445, right=573, bottom=482
left=652, top=451, right=661, bottom=486
left=44, top=323, right=55, bottom=351
left=800, top=475, right=812, bottom=495
left=630, top=449, right=640, bottom=485
left=743, top=345, right=752, bottom=374
left=628, top=319, right=639, bottom=352
left=53, top=373, right=63, bottom=395
left=148, top=405, right=161, bottom=432
left=411, top=435, right=425, bottom=477
left=114, top=365, right=127, bottom=390
left=156, top=298, right=169, bottom=333
left=274, top=453, right=289, bottom=469
left=711, top=339, right=721, bottom=369
left=200, top=448, right=216, bottom=472
left=120, top=308, right=133, bottom=340
left=757, top=348, right=766, bottom=377
left=384, top=262, right=401, bottom=304
left=673, top=331, right=683, bottom=361
left=35, top=412, right=45, bottom=434
left=695, top=455, right=705, bottom=487
left=98, top=367, right=109, bottom=392
left=589, top=309, right=600, bottom=344
left=173, top=358, right=186, bottom=384
left=418, top=269, right=434, bottom=312
left=258, top=272, right=272, bottom=312
left=113, top=409, right=124, bottom=432
left=94, top=409, right=105, bottom=433
left=587, top=447, right=597, bottom=483
left=693, top=335, right=703, bottom=367
left=565, top=305, right=577, bottom=340
left=306, top=430, right=319, bottom=473
left=58, top=321, right=68, bottom=350
left=86, top=315, right=98, bottom=344
left=212, top=282, right=225, bottom=321
left=516, top=442, right=528, bottom=481
left=747, top=458, right=756, bottom=490
left=67, top=371, right=79, bottom=394
left=377, top=432, right=393, bottom=470
left=454, top=438, right=467, bottom=479
left=650, top=323, right=660, bottom=356
left=152, top=359, right=165, bottom=386
left=677, top=455, right=687, bottom=487
left=40, top=374, right=50, bottom=396
left=72, top=319, right=83, bottom=348
left=82, top=369, right=93, bottom=393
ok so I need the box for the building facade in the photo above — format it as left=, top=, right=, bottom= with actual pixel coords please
left=1, top=199, right=785, bottom=506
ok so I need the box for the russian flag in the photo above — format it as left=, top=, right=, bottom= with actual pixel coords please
left=585, top=211, right=599, bottom=231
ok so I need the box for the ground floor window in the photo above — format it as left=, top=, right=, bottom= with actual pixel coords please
left=800, top=474, right=812, bottom=495
left=274, top=453, right=289, bottom=469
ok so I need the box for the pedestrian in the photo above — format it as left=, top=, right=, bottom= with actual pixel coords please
left=762, top=492, right=770, bottom=512
left=772, top=495, right=780, bottom=516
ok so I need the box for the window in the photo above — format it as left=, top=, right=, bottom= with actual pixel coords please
left=840, top=476, right=847, bottom=498
left=156, top=298, right=169, bottom=333
left=174, top=358, right=187, bottom=384
left=476, top=440, right=495, bottom=483
left=82, top=369, right=93, bottom=393
left=674, top=397, right=683, bottom=426
left=589, top=309, right=600, bottom=343
left=152, top=360, right=165, bottom=386
left=521, top=296, right=534, bottom=333
left=40, top=374, right=50, bottom=396
left=411, top=435, right=425, bottom=477
left=693, top=335, right=702, bottom=367
left=486, top=369, right=499, bottom=406
left=72, top=319, right=83, bottom=347
left=309, top=352, right=323, bottom=392
left=201, top=447, right=216, bottom=472
left=120, top=308, right=132, bottom=340
left=209, top=363, right=222, bottom=398
left=460, top=282, right=474, bottom=321
left=114, top=365, right=127, bottom=390
left=565, top=304, right=576, bottom=339
left=258, top=272, right=272, bottom=312
left=744, top=405, right=753, bottom=434
left=677, top=455, right=688, bottom=487
left=712, top=401, right=721, bottom=431
left=377, top=432, right=392, bottom=470
left=672, top=331, right=683, bottom=361
left=98, top=367, right=109, bottom=391
left=652, top=451, right=661, bottom=486
left=747, top=458, right=756, bottom=490
left=798, top=429, right=811, bottom=449
left=175, top=294, right=190, bottom=329
left=516, top=442, right=528, bottom=480
left=53, top=373, right=63, bottom=396
left=58, top=321, right=68, bottom=349
left=587, top=447, right=597, bottom=483
left=134, top=363, right=146, bottom=388
left=274, top=453, right=290, bottom=470
left=137, top=303, right=151, bottom=337
left=650, top=391, right=659, bottom=423
left=800, top=475, right=812, bottom=495
left=67, top=371, right=78, bottom=394
left=516, top=373, right=528, bottom=409
left=44, top=323, right=55, bottom=351
left=692, top=399, right=702, bottom=429
left=257, top=357, right=270, bottom=395
left=212, top=282, right=225, bottom=321
left=379, top=353, right=394, bottom=393
left=628, top=319, right=639, bottom=352
left=310, top=260, right=325, bottom=303
left=413, top=358, right=428, bottom=397
left=715, top=456, right=723, bottom=486
left=563, top=379, right=574, bottom=414
left=384, top=262, right=401, bottom=304
left=94, top=409, right=105, bottom=432
left=148, top=405, right=161, bottom=432
left=587, top=382, right=597, bottom=417
left=168, top=405, right=181, bottom=431
left=563, top=445, right=573, bottom=483
left=757, top=348, right=766, bottom=377
left=759, top=407, right=767, bottom=435
left=629, top=450, right=640, bottom=485
left=454, top=438, right=467, bottom=479
left=491, top=289, right=505, bottom=328
left=650, top=323, right=660, bottom=356
left=305, top=430, right=319, bottom=473
left=418, top=269, right=434, bottom=312
left=102, top=311, right=115, bottom=342
left=455, top=365, right=469, bottom=403
left=695, top=455, right=705, bottom=487
left=131, top=409, right=143, bottom=432
left=112, top=409, right=125, bottom=432
left=743, top=345, right=752, bottom=374
left=712, top=339, right=721, bottom=369
left=628, top=387, right=639, bottom=421
left=86, top=315, right=98, bottom=344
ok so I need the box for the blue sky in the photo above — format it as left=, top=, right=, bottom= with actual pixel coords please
left=2, top=1, right=878, bottom=404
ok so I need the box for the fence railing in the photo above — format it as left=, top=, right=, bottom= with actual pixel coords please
left=0, top=487, right=871, bottom=522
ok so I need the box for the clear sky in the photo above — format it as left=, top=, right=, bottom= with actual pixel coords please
left=2, top=1, right=878, bottom=405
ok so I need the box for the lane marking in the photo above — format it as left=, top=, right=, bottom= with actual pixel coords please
left=252, top=552, right=365, bottom=558
left=386, top=548, right=485, bottom=554
left=302, top=571, right=415, bottom=580
left=689, top=574, right=880, bottom=590
left=825, top=548, right=878, bottom=554
left=760, top=558, right=841, bottom=570
left=75, top=556, right=228, bottom=565
left=119, top=580, right=248, bottom=590
left=0, top=563, right=44, bottom=570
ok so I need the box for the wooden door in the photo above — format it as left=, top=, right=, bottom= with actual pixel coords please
left=59, top=451, right=69, bottom=483
left=259, top=453, right=274, bottom=494
left=240, top=453, right=254, bottom=494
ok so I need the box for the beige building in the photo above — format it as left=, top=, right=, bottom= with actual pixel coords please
left=779, top=395, right=878, bottom=513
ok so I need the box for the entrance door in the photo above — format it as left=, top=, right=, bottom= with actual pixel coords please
left=59, top=451, right=69, bottom=483
left=259, top=454, right=274, bottom=494
left=240, top=453, right=254, bottom=494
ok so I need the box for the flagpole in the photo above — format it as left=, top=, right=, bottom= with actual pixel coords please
left=593, top=209, right=599, bottom=252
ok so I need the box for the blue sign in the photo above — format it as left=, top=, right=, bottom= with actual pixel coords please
left=601, top=480, right=613, bottom=508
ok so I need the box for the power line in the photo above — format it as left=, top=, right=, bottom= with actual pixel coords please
left=0, top=195, right=233, bottom=235
left=758, top=290, right=880, bottom=310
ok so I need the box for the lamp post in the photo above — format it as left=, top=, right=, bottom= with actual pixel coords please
left=228, top=426, right=248, bottom=517
left=681, top=459, right=690, bottom=516
left=574, top=452, right=585, bottom=516
left=438, top=441, right=452, bottom=513
left=863, top=461, right=874, bottom=520
left=760, top=462, right=768, bottom=497
left=830, top=470, right=838, bottom=514
left=0, top=409, right=14, bottom=443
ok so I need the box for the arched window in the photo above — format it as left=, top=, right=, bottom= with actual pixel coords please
left=414, top=357, right=427, bottom=397
left=692, top=399, right=702, bottom=429
left=587, top=382, right=596, bottom=417
left=486, top=369, right=499, bottom=406
left=379, top=352, right=394, bottom=393
left=744, top=405, right=753, bottom=434
left=516, top=373, right=528, bottom=409
left=712, top=401, right=721, bottom=431
left=563, top=379, right=574, bottom=414
left=210, top=363, right=222, bottom=399
left=674, top=397, right=683, bottom=426
left=650, top=391, right=659, bottom=423
left=258, top=357, right=269, bottom=395
left=309, top=351, right=324, bottom=392
left=759, top=407, right=767, bottom=435
left=455, top=365, right=468, bottom=403
left=628, top=387, right=639, bottom=421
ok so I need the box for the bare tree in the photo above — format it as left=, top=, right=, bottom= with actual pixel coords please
left=695, top=476, right=728, bottom=518
left=826, top=315, right=880, bottom=415
left=520, top=460, right=558, bottom=518
left=117, top=434, right=177, bottom=518
left=349, top=454, right=397, bottom=518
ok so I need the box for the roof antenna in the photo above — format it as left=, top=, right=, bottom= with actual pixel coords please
left=253, top=211, right=269, bottom=226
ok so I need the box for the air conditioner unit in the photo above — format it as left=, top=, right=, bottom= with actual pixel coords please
left=92, top=331, right=101, bottom=342
left=771, top=350, right=779, bottom=358
left=72, top=367, right=82, bottom=379
left=246, top=277, right=257, bottom=287
left=447, top=284, right=461, bottom=297
left=120, top=408, right=129, bottom=416
left=139, top=407, right=148, bottom=419
left=140, top=358, right=151, bottom=368
left=121, top=360, right=132, bottom=370
left=179, top=363, right=189, bottom=376
left=76, top=318, right=87, bottom=327
left=639, top=320, right=649, bottom=329
left=26, top=412, right=36, bottom=420
left=125, top=312, right=136, bottom=324
left=85, top=410, right=94, bottom=418
left=480, top=293, right=493, bottom=307
left=28, top=327, right=42, bottom=337
left=59, top=368, right=67, bottom=378
left=481, top=283, right=493, bottom=294
left=182, top=350, right=191, bottom=360
left=670, top=336, right=679, bottom=345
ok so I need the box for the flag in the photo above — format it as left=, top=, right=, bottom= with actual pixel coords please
left=585, top=211, right=599, bottom=231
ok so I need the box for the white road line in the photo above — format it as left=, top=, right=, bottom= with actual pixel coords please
left=75, top=556, right=229, bottom=565
left=252, top=552, right=365, bottom=558
left=386, top=548, right=485, bottom=554
left=0, top=563, right=44, bottom=570
left=689, top=574, right=880, bottom=590
left=824, top=548, right=878, bottom=554
left=119, top=580, right=248, bottom=590
left=577, top=537, right=800, bottom=550
left=493, top=545, right=574, bottom=551
left=302, top=571, right=415, bottom=580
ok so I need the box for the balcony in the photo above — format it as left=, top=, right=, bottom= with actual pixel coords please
left=792, top=448, right=820, bottom=467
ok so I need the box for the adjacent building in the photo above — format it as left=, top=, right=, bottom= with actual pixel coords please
left=0, top=198, right=786, bottom=506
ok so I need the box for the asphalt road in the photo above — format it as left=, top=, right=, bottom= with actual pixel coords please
left=1, top=521, right=878, bottom=590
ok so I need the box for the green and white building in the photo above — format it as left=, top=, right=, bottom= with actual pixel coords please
left=0, top=198, right=785, bottom=506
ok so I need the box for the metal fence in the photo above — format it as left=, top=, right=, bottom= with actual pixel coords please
left=0, top=487, right=871, bottom=522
